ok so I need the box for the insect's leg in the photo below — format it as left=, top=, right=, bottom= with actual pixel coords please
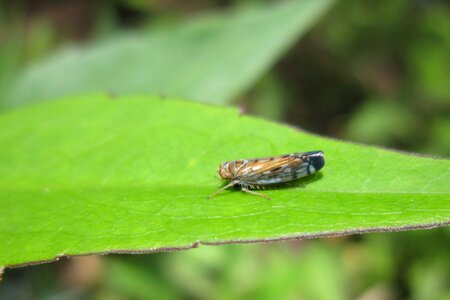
left=207, top=181, right=239, bottom=199
left=241, top=187, right=271, bottom=200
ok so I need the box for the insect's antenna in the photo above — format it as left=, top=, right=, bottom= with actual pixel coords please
left=207, top=181, right=238, bottom=199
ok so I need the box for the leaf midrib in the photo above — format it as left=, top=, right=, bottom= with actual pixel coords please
left=1, top=184, right=448, bottom=196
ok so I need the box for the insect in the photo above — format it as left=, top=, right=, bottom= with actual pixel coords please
left=208, top=151, right=325, bottom=200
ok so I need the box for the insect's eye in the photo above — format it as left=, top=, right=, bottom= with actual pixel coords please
left=217, top=164, right=230, bottom=179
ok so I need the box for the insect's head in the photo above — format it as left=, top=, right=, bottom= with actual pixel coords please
left=303, top=151, right=325, bottom=173
left=217, top=162, right=233, bottom=180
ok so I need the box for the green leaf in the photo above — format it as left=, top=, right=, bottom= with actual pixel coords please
left=2, top=0, right=334, bottom=109
left=0, top=94, right=449, bottom=268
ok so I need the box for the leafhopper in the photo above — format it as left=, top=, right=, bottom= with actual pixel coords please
left=208, top=151, right=325, bottom=200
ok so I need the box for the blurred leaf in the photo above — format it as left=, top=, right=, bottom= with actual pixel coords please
left=164, top=242, right=347, bottom=300
left=0, top=17, right=57, bottom=108
left=250, top=74, right=288, bottom=121
left=408, top=247, right=450, bottom=300
left=387, top=229, right=450, bottom=300
left=422, top=118, right=450, bottom=156
left=256, top=243, right=345, bottom=300
left=0, top=94, right=449, bottom=268
left=343, top=98, right=421, bottom=147
left=0, top=41, right=21, bottom=108
left=407, top=6, right=450, bottom=103
left=104, top=257, right=178, bottom=300
left=2, top=0, right=334, bottom=109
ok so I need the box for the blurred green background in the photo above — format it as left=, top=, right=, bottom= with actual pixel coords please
left=0, top=0, right=449, bottom=299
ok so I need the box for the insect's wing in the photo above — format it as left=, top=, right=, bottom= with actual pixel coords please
left=237, top=155, right=311, bottom=185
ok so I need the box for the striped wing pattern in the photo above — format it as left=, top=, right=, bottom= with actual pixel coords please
left=235, top=154, right=310, bottom=185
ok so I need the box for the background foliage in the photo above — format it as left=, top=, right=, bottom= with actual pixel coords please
left=0, top=0, right=449, bottom=299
